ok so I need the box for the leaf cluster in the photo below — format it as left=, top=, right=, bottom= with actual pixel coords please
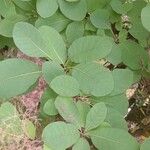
left=0, top=0, right=150, bottom=149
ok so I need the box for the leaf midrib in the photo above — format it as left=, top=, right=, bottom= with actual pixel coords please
left=0, top=71, right=41, bottom=83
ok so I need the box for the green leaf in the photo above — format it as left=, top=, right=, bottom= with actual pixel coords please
left=66, top=21, right=84, bottom=44
left=85, top=102, right=107, bottom=131
left=72, top=138, right=90, bottom=150
left=110, top=0, right=133, bottom=14
left=58, top=0, right=87, bottom=21
left=140, top=138, right=150, bottom=150
left=0, top=102, right=23, bottom=135
left=90, top=9, right=110, bottom=29
left=40, top=87, right=57, bottom=118
left=0, top=35, right=15, bottom=49
left=86, top=0, right=110, bottom=12
left=110, top=69, right=134, bottom=96
left=68, top=36, right=113, bottom=63
left=90, top=128, right=139, bottom=150
left=93, top=94, right=128, bottom=116
left=55, top=96, right=82, bottom=127
left=13, top=22, right=67, bottom=64
left=21, top=0, right=31, bottom=1
left=0, top=0, right=16, bottom=17
left=121, top=41, right=149, bottom=70
left=85, top=18, right=97, bottom=32
left=22, top=119, right=36, bottom=140
left=43, top=99, right=58, bottom=116
left=65, top=0, right=79, bottom=2
left=43, top=145, right=53, bottom=150
left=129, top=22, right=150, bottom=47
left=0, top=15, right=26, bottom=37
left=38, top=26, right=67, bottom=64
left=76, top=101, right=90, bottom=127
left=42, top=122, right=80, bottom=150
left=105, top=107, right=127, bottom=130
left=141, top=4, right=150, bottom=32
left=0, top=59, right=41, bottom=99
left=72, top=62, right=114, bottom=97
left=13, top=0, right=36, bottom=11
left=35, top=11, right=71, bottom=32
left=42, top=61, right=64, bottom=85
left=13, top=22, right=51, bottom=59
left=51, top=75, right=80, bottom=97
left=36, top=0, right=58, bottom=18
left=106, top=44, right=122, bottom=65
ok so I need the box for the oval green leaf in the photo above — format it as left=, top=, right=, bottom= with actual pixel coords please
left=90, top=128, right=140, bottom=150
left=51, top=75, right=80, bottom=97
left=43, top=99, right=58, bottom=116
left=0, top=59, right=41, bottom=99
left=55, top=96, right=82, bottom=127
left=121, top=41, right=149, bottom=70
left=72, top=138, right=90, bottom=150
left=141, top=4, right=150, bottom=32
left=58, top=0, right=87, bottom=21
left=42, top=122, right=80, bottom=150
left=42, top=61, right=64, bottom=85
left=69, top=36, right=113, bottom=63
left=36, top=0, right=58, bottom=18
left=72, top=62, right=114, bottom=97
left=85, top=102, right=107, bottom=131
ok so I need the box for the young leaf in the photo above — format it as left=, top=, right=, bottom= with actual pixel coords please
left=90, top=128, right=140, bottom=150
left=36, top=0, right=58, bottom=18
left=85, top=102, right=107, bottom=131
left=22, top=119, right=36, bottom=140
left=42, top=122, right=80, bottom=150
left=55, top=96, right=82, bottom=127
left=43, top=145, right=53, bottom=150
left=72, top=138, right=90, bottom=150
left=58, top=0, right=87, bottom=21
left=43, top=99, right=58, bottom=116
left=68, top=36, right=113, bottom=63
left=72, top=62, right=114, bottom=97
left=40, top=87, right=57, bottom=117
left=51, top=75, right=80, bottom=97
left=0, top=59, right=41, bottom=99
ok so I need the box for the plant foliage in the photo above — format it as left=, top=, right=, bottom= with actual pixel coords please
left=0, top=0, right=150, bottom=149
